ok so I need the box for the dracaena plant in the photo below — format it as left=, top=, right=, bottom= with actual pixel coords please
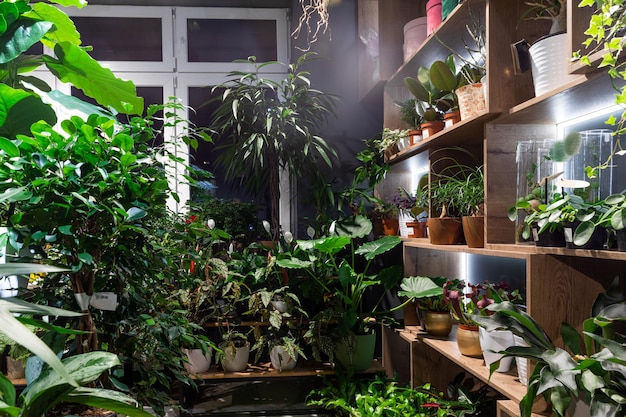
left=471, top=276, right=626, bottom=417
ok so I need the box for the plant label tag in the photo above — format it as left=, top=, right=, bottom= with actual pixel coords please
left=90, top=292, right=118, bottom=311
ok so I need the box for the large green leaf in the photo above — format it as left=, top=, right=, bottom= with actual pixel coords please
left=0, top=373, right=16, bottom=409
left=398, top=276, right=444, bottom=300
left=333, top=215, right=373, bottom=238
left=64, top=388, right=154, bottom=417
left=44, top=42, right=143, bottom=115
left=0, top=305, right=77, bottom=387
left=430, top=60, right=457, bottom=92
left=275, top=257, right=312, bottom=269
left=0, top=84, right=30, bottom=126
left=23, top=351, right=121, bottom=414
left=49, top=0, right=88, bottom=8
left=297, top=236, right=350, bottom=255
left=0, top=187, right=31, bottom=203
left=0, top=94, right=56, bottom=137
left=0, top=18, right=52, bottom=64
left=28, top=2, right=81, bottom=48
left=355, top=235, right=401, bottom=261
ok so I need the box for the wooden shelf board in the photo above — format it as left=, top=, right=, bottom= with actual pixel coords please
left=415, top=327, right=528, bottom=403
left=387, top=111, right=496, bottom=165
left=497, top=399, right=550, bottom=417
left=191, top=359, right=385, bottom=381
left=495, top=71, right=616, bottom=125
left=402, top=239, right=626, bottom=261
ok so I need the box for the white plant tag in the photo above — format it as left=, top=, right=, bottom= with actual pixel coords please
left=90, top=292, right=118, bottom=311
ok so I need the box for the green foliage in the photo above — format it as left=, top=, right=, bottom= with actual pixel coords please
left=276, top=216, right=404, bottom=362
left=306, top=372, right=492, bottom=417
left=188, top=198, right=261, bottom=245
left=398, top=276, right=450, bottom=312
left=395, top=98, right=422, bottom=129
left=472, top=277, right=626, bottom=417
left=208, top=52, right=338, bottom=238
left=0, top=0, right=143, bottom=139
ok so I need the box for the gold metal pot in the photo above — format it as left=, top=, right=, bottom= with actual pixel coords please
left=423, top=311, right=453, bottom=337
left=456, top=324, right=483, bottom=358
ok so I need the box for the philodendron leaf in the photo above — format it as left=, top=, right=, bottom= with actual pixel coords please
left=334, top=215, right=373, bottom=238
left=398, top=276, right=443, bottom=300
left=355, top=235, right=401, bottom=261
left=308, top=236, right=351, bottom=255
left=44, top=42, right=143, bottom=115
left=276, top=257, right=312, bottom=269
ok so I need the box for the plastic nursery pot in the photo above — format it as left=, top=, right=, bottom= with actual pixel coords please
left=564, top=222, right=608, bottom=250
left=617, top=228, right=626, bottom=252
left=532, top=225, right=566, bottom=247
left=420, top=121, right=444, bottom=139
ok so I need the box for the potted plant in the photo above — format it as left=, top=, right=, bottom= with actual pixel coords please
left=458, top=164, right=485, bottom=248
left=276, top=216, right=404, bottom=371
left=398, top=275, right=457, bottom=337
left=472, top=276, right=625, bottom=417
left=395, top=98, right=423, bottom=144
left=443, top=280, right=484, bottom=358
left=207, top=52, right=337, bottom=241
left=368, top=202, right=399, bottom=237
left=381, top=127, right=411, bottom=157
left=216, top=329, right=251, bottom=373
left=404, top=63, right=455, bottom=138
left=520, top=0, right=579, bottom=96
left=427, top=147, right=482, bottom=245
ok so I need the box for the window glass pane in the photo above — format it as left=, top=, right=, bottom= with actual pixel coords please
left=72, top=17, right=163, bottom=61
left=187, top=19, right=277, bottom=62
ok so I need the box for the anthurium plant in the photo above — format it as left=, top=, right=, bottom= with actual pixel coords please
left=472, top=276, right=625, bottom=417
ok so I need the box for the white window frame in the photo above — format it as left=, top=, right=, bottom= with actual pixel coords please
left=174, top=7, right=289, bottom=74
left=61, top=6, right=175, bottom=73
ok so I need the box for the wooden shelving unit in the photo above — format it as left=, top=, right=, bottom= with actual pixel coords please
left=372, top=0, right=626, bottom=416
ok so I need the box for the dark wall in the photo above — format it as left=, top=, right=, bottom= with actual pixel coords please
left=290, top=0, right=383, bottom=234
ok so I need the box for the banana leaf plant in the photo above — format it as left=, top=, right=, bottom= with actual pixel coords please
left=0, top=263, right=153, bottom=417
left=471, top=276, right=625, bottom=417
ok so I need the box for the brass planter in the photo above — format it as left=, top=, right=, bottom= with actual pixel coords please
left=423, top=311, right=453, bottom=337
left=456, top=324, right=483, bottom=358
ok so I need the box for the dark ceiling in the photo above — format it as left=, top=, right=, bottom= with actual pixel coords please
left=87, top=0, right=291, bottom=7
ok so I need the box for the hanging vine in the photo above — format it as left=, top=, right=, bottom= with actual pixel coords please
left=292, top=0, right=331, bottom=51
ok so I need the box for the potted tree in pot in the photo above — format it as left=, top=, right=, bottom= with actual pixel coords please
left=207, top=52, right=337, bottom=241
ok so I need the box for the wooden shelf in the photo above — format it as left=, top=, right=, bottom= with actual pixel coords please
left=386, top=111, right=497, bottom=164
left=190, top=359, right=385, bottom=381
left=402, top=238, right=626, bottom=261
left=400, top=326, right=528, bottom=403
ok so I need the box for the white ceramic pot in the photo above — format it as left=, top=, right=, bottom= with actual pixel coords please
left=221, top=342, right=250, bottom=372
left=513, top=335, right=530, bottom=385
left=183, top=347, right=212, bottom=374
left=478, top=328, right=515, bottom=372
left=529, top=32, right=579, bottom=97
left=269, top=345, right=298, bottom=371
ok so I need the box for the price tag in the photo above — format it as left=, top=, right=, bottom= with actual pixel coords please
left=90, top=292, right=118, bottom=311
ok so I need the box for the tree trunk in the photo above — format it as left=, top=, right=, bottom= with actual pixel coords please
left=70, top=269, right=99, bottom=353
left=268, top=152, right=281, bottom=241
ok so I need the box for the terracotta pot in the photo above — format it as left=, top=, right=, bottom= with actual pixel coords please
left=456, top=83, right=486, bottom=120
left=408, top=129, right=423, bottom=145
left=420, top=121, right=444, bottom=139
left=406, top=221, right=427, bottom=238
left=422, top=310, right=453, bottom=337
left=443, top=110, right=461, bottom=128
left=427, top=217, right=463, bottom=245
left=382, top=218, right=399, bottom=236
left=456, top=324, right=482, bottom=358
left=462, top=216, right=484, bottom=248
